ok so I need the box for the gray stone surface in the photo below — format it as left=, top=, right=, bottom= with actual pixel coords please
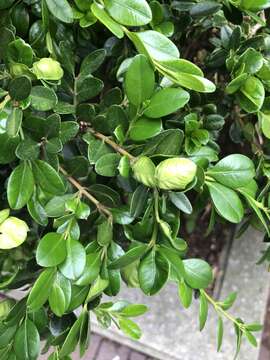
left=92, top=228, right=270, bottom=360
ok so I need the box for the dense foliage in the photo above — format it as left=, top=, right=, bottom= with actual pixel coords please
left=0, top=0, right=270, bottom=358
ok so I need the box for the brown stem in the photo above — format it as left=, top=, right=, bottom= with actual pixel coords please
left=60, top=166, right=113, bottom=220
left=85, top=126, right=136, bottom=161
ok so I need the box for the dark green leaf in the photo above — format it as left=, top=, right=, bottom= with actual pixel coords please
left=32, top=160, right=65, bottom=195
left=30, top=86, right=57, bottom=111
left=138, top=250, right=169, bottom=295
left=168, top=192, right=192, bottom=214
left=109, top=244, right=148, bottom=269
left=9, top=76, right=31, bottom=101
left=207, top=182, right=244, bottom=223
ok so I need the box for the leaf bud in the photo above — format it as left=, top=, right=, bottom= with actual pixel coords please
left=32, top=58, right=64, bottom=80
left=132, top=156, right=156, bottom=188
left=155, top=157, right=197, bottom=190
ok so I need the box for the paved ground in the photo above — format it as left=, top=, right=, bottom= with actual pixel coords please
left=83, top=333, right=155, bottom=360
left=259, top=290, right=270, bottom=360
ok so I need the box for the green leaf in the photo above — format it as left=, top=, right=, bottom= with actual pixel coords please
left=86, top=276, right=109, bottom=302
left=183, top=259, right=213, bottom=289
left=44, top=194, right=73, bottom=218
left=6, top=108, right=22, bottom=137
left=237, top=76, right=265, bottom=113
left=45, top=0, right=73, bottom=23
left=15, top=139, right=40, bottom=161
left=129, top=30, right=179, bottom=61
left=220, top=292, right=237, bottom=310
left=109, top=244, right=148, bottom=269
left=91, top=2, right=124, bottom=39
left=157, top=59, right=203, bottom=77
left=30, top=86, right=57, bottom=111
left=217, top=317, right=223, bottom=351
left=144, top=88, right=190, bottom=118
left=59, top=314, right=83, bottom=357
left=190, top=1, right=221, bottom=17
left=104, top=0, right=152, bottom=26
left=97, top=220, right=113, bottom=246
left=7, top=39, right=33, bottom=67
left=49, top=272, right=71, bottom=317
left=226, top=73, right=249, bottom=95
left=157, top=62, right=216, bottom=93
left=79, top=310, right=90, bottom=357
left=178, top=280, right=193, bottom=308
left=32, top=160, right=65, bottom=195
left=130, top=116, right=162, bottom=141
left=80, top=49, right=106, bottom=75
left=28, top=271, right=55, bottom=311
left=199, top=291, right=208, bottom=331
left=130, top=185, right=149, bottom=218
left=0, top=217, right=29, bottom=249
left=159, top=246, right=185, bottom=280
left=36, top=233, right=66, bottom=267
left=207, top=154, right=255, bottom=189
left=118, top=304, right=148, bottom=317
left=14, top=319, right=40, bottom=360
left=118, top=318, right=142, bottom=339
left=60, top=122, right=79, bottom=144
left=95, top=153, right=121, bottom=177
left=168, top=192, right=192, bottom=214
left=244, top=330, right=257, bottom=347
left=59, top=238, right=86, bottom=280
left=143, top=129, right=184, bottom=157
left=138, top=250, right=169, bottom=295
left=7, top=162, right=34, bottom=210
left=238, top=48, right=263, bottom=74
left=207, top=182, right=244, bottom=223
left=87, top=136, right=113, bottom=165
left=0, top=133, right=19, bottom=164
left=125, top=54, right=155, bottom=106
left=75, top=252, right=101, bottom=286
left=9, top=76, right=31, bottom=101
left=76, top=77, right=103, bottom=103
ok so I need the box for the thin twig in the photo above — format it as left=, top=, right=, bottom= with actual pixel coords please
left=60, top=166, right=113, bottom=220
left=86, top=126, right=136, bottom=161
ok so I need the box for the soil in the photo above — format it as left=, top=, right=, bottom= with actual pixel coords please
left=183, top=214, right=233, bottom=293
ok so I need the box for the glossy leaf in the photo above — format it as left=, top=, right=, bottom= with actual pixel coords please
left=208, top=154, right=255, bottom=189
left=45, top=0, right=73, bottom=23
left=183, top=259, right=213, bottom=289
left=138, top=250, right=169, bottom=295
left=144, top=88, right=190, bottom=118
left=7, top=162, right=34, bottom=210
left=109, top=244, right=148, bottom=269
left=36, top=233, right=66, bottom=267
left=32, top=160, right=65, bottom=195
left=14, top=318, right=40, bottom=360
left=59, top=238, right=86, bottom=280
left=207, top=182, right=244, bottom=223
left=104, top=0, right=152, bottom=26
left=125, top=54, right=155, bottom=106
